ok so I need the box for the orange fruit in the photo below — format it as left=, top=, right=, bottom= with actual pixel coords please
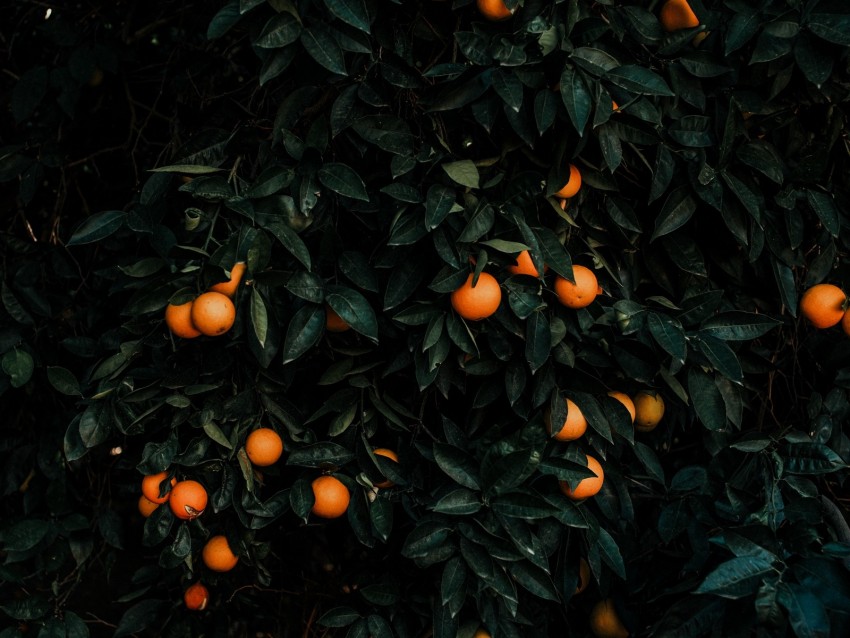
left=311, top=475, right=351, bottom=519
left=554, top=164, right=582, bottom=199
left=165, top=301, right=201, bottom=339
left=138, top=495, right=160, bottom=518
left=325, top=306, right=351, bottom=332
left=559, top=455, right=604, bottom=500
left=476, top=0, right=513, bottom=21
left=451, top=272, right=502, bottom=321
left=607, top=391, right=636, bottom=424
left=576, top=557, right=591, bottom=594
left=141, top=472, right=176, bottom=504
left=183, top=582, right=209, bottom=611
left=473, top=629, right=491, bottom=638
left=209, top=261, right=246, bottom=299
left=659, top=0, right=699, bottom=31
left=168, top=480, right=208, bottom=520
left=800, top=283, right=846, bottom=329
left=245, top=428, right=284, bottom=467
left=548, top=398, right=587, bottom=441
left=612, top=100, right=619, bottom=111
left=202, top=535, right=239, bottom=572
left=842, top=309, right=850, bottom=336
left=589, top=599, right=629, bottom=638
left=633, top=391, right=665, bottom=432
left=554, top=265, right=601, bottom=309
left=373, top=448, right=399, bottom=489
left=507, top=250, right=546, bottom=277
left=190, top=291, right=236, bottom=336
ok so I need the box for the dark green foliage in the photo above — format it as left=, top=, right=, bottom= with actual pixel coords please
left=2, top=0, right=850, bottom=636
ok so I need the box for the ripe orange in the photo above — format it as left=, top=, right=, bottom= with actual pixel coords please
left=373, top=448, right=399, bottom=489
left=607, top=391, right=636, bottom=423
left=311, top=475, right=351, bottom=519
left=202, top=535, right=239, bottom=572
left=141, top=472, right=176, bottom=504
left=326, top=306, right=350, bottom=332
left=589, top=599, right=629, bottom=638
left=800, top=283, right=846, bottom=329
left=507, top=250, right=546, bottom=277
left=842, top=309, right=850, bottom=336
left=209, top=261, right=246, bottom=299
left=165, top=300, right=201, bottom=339
left=659, top=0, right=699, bottom=31
left=548, top=398, right=587, bottom=441
left=476, top=0, right=513, bottom=21
left=190, top=291, right=236, bottom=336
left=473, top=629, right=491, bottom=638
left=245, top=428, right=284, bottom=467
left=138, top=495, right=160, bottom=518
left=451, top=272, right=502, bottom=321
left=554, top=265, right=601, bottom=309
left=169, top=480, right=208, bottom=520
left=554, top=164, right=582, bottom=199
left=559, top=455, right=604, bottom=500
left=612, top=100, right=619, bottom=111
left=575, top=557, right=591, bottom=594
left=633, top=391, right=665, bottom=432
left=183, top=582, right=209, bottom=611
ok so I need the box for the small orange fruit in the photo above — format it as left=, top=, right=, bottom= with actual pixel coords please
left=800, top=283, right=846, bottom=329
left=473, top=629, right=492, bottom=638
left=607, top=391, right=636, bottom=423
left=202, top=535, right=239, bottom=572
left=554, top=265, right=600, bottom=309
left=559, top=455, right=604, bottom=500
left=451, top=272, right=502, bottom=321
left=507, top=250, right=546, bottom=277
left=183, top=582, right=209, bottom=611
left=209, top=261, right=246, bottom=299
left=548, top=398, right=587, bottom=441
left=576, top=557, right=591, bottom=594
left=633, top=391, right=665, bottom=432
left=325, top=306, right=351, bottom=332
left=659, top=0, right=699, bottom=31
left=169, top=480, right=208, bottom=520
left=245, top=428, right=284, bottom=467
left=141, top=472, right=176, bottom=505
left=311, top=475, right=351, bottom=519
left=589, top=599, right=629, bottom=638
left=612, top=100, right=619, bottom=111
left=373, top=448, right=399, bottom=489
left=842, top=309, right=850, bottom=336
left=165, top=301, right=201, bottom=339
left=190, top=291, right=236, bottom=336
left=476, top=0, right=513, bottom=21
left=138, top=495, right=160, bottom=518
left=554, top=164, right=582, bottom=199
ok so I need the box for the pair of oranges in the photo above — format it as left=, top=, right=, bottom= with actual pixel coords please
left=799, top=283, right=850, bottom=334
left=310, top=449, right=399, bottom=518
left=164, top=262, right=245, bottom=339
left=139, top=471, right=208, bottom=520
left=547, top=391, right=666, bottom=442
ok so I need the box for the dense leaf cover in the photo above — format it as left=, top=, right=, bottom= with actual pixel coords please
left=1, top=0, right=850, bottom=636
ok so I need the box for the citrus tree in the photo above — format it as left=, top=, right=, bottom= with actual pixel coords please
left=2, top=0, right=850, bottom=636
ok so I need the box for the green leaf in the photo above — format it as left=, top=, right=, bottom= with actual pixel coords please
left=433, top=443, right=481, bottom=490
left=285, top=270, right=325, bottom=303
left=559, top=67, right=591, bottom=135
left=264, top=221, right=312, bottom=269
left=255, top=12, right=302, bottom=48
left=324, top=0, right=370, bottom=33
left=508, top=561, right=559, bottom=602
left=300, top=26, right=347, bottom=76
left=319, top=606, right=361, bottom=628
left=425, top=184, right=457, bottom=229
left=807, top=13, right=850, bottom=46
left=11, top=66, right=48, bottom=123
left=700, top=312, right=780, bottom=341
left=203, top=421, right=234, bottom=450
left=207, top=1, right=242, bottom=40
left=606, top=65, right=674, bottom=96
left=534, top=89, right=557, bottom=135
left=442, top=160, right=479, bottom=189
left=647, top=313, right=686, bottom=364
left=688, top=369, right=726, bottom=431
left=694, top=555, right=774, bottom=599
left=67, top=210, right=126, bottom=246
left=695, top=334, right=743, bottom=382
left=652, top=186, right=696, bottom=241
left=250, top=288, right=269, bottom=348
left=806, top=190, right=840, bottom=237
left=434, top=488, right=482, bottom=515
left=318, top=163, right=369, bottom=201
left=782, top=442, right=846, bottom=475
left=597, top=527, right=626, bottom=579
left=2, top=349, right=33, bottom=388
left=287, top=442, right=354, bottom=468
left=327, top=284, right=378, bottom=341
left=0, top=595, right=50, bottom=620
left=2, top=519, right=49, bottom=552
left=282, top=304, right=324, bottom=363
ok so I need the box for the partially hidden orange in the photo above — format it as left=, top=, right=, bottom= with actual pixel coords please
left=209, top=261, right=246, bottom=299
left=554, top=265, right=601, bottom=309
left=138, top=495, right=159, bottom=518
left=800, top=283, right=846, bottom=329
left=451, top=272, right=502, bottom=321
left=169, top=480, right=208, bottom=520
left=141, top=471, right=176, bottom=504
left=190, top=291, right=236, bottom=336
left=477, top=0, right=513, bottom=21
left=311, top=475, right=351, bottom=519
left=326, top=306, right=351, bottom=332
left=607, top=391, right=636, bottom=424
left=554, top=164, right=582, bottom=199
left=548, top=398, right=587, bottom=441
left=165, top=300, right=201, bottom=339
left=507, top=250, right=546, bottom=277
left=202, top=535, right=239, bottom=572
left=659, top=0, right=699, bottom=31
left=589, top=598, right=630, bottom=638
left=560, top=455, right=604, bottom=501
left=576, top=557, right=591, bottom=594
left=372, top=448, right=399, bottom=489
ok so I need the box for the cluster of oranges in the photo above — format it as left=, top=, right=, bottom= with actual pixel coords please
left=164, top=262, right=245, bottom=339
left=799, top=283, right=850, bottom=334
left=139, top=471, right=207, bottom=520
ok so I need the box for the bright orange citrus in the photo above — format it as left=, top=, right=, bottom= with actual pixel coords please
left=842, top=309, right=850, bottom=336
left=589, top=598, right=629, bottom=638
left=576, top=557, right=591, bottom=594
left=477, top=0, right=513, bottom=21
left=560, top=455, right=604, bottom=500
left=326, top=306, right=351, bottom=332
left=209, top=261, right=246, bottom=299
left=554, top=164, right=582, bottom=199
left=190, top=291, right=236, bottom=336
left=373, top=448, right=399, bottom=489
left=473, top=629, right=491, bottom=638
left=659, top=0, right=699, bottom=31
left=554, top=265, right=601, bottom=309
left=141, top=472, right=176, bottom=504
left=202, top=535, right=239, bottom=572
left=245, top=428, right=284, bottom=467
left=169, top=480, right=208, bottom=520
left=138, top=495, right=159, bottom=518
left=311, top=475, right=351, bottom=519
left=548, top=398, right=587, bottom=441
left=800, top=283, right=846, bottom=329
left=183, top=582, right=209, bottom=611
left=507, top=250, right=546, bottom=277
left=165, top=301, right=201, bottom=339
left=451, top=272, right=502, bottom=321
left=633, top=391, right=665, bottom=432
left=607, top=391, right=636, bottom=423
